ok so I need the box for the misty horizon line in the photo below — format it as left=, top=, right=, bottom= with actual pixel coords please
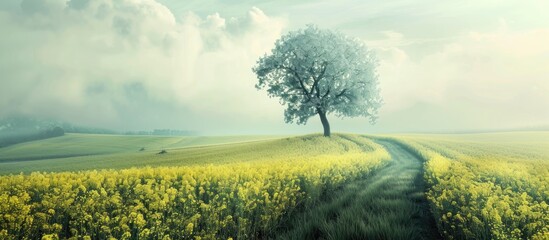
left=1, top=113, right=548, bottom=137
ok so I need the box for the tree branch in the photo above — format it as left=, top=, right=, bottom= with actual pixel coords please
left=310, top=62, right=327, bottom=97
left=281, top=66, right=310, bottom=100
left=335, top=89, right=348, bottom=99
left=322, top=88, right=330, bottom=99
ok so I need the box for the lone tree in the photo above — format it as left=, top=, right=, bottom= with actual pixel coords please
left=253, top=25, right=382, bottom=137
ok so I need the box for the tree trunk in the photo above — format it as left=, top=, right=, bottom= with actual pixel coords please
left=318, top=110, right=331, bottom=137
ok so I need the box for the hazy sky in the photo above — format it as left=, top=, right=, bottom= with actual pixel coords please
left=1, top=0, right=548, bottom=134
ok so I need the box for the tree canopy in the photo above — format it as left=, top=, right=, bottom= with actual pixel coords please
left=253, top=25, right=382, bottom=136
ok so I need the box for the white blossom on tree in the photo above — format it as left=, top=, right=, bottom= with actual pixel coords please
left=253, top=25, right=382, bottom=136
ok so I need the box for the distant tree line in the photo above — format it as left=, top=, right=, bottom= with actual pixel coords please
left=0, top=116, right=198, bottom=147
left=60, top=123, right=117, bottom=135
left=0, top=116, right=114, bottom=147
left=0, top=127, right=64, bottom=148
left=124, top=129, right=197, bottom=136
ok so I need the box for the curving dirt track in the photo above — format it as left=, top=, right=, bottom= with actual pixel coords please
left=276, top=139, right=441, bottom=240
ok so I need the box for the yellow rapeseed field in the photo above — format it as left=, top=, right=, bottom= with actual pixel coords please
left=0, top=135, right=389, bottom=239
left=395, top=133, right=549, bottom=240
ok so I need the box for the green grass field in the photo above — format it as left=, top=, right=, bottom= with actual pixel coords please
left=0, top=133, right=285, bottom=174
left=0, top=132, right=547, bottom=239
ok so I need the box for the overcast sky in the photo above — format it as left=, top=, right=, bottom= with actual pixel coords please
left=1, top=0, right=548, bottom=134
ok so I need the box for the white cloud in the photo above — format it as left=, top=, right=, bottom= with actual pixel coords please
left=0, top=0, right=287, bottom=130
left=376, top=26, right=549, bottom=130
